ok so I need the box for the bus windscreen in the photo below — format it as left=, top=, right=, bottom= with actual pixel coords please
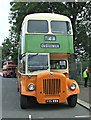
left=27, top=54, right=49, bottom=73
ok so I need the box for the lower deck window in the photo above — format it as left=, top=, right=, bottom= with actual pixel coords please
left=50, top=60, right=67, bottom=69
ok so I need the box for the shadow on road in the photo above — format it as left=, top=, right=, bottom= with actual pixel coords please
left=26, top=102, right=71, bottom=111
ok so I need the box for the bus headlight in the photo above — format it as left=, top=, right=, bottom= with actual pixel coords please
left=28, top=84, right=34, bottom=91
left=70, top=83, right=76, bottom=90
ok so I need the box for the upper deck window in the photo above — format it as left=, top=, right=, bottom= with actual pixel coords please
left=27, top=20, right=48, bottom=33
left=51, top=21, right=71, bottom=34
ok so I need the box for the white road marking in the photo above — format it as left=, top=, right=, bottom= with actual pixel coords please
left=29, top=115, right=31, bottom=120
left=77, top=98, right=91, bottom=110
left=75, top=115, right=91, bottom=118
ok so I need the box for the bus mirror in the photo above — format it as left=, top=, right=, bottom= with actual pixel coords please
left=19, top=54, right=22, bottom=60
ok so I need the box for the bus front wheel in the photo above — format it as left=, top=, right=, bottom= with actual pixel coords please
left=67, top=94, right=77, bottom=107
left=20, top=94, right=28, bottom=109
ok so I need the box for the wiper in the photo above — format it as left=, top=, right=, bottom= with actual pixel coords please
left=33, top=53, right=39, bottom=56
left=29, top=53, right=39, bottom=58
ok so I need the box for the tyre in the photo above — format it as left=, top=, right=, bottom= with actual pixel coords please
left=14, top=73, right=16, bottom=78
left=20, top=94, right=28, bottom=109
left=67, top=94, right=77, bottom=107
left=18, top=88, right=19, bottom=92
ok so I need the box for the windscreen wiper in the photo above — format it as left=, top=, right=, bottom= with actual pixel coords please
left=29, top=53, right=39, bottom=58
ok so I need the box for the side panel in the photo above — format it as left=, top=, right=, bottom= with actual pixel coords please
left=24, top=34, right=74, bottom=53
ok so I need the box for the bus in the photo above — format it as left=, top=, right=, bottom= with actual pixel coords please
left=3, top=61, right=16, bottom=78
left=18, top=13, right=80, bottom=109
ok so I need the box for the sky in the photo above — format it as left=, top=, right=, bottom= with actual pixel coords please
left=0, top=0, right=11, bottom=46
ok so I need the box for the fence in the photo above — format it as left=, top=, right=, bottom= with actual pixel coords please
left=69, top=62, right=91, bottom=86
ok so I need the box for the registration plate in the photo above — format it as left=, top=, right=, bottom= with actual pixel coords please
left=46, top=99, right=59, bottom=103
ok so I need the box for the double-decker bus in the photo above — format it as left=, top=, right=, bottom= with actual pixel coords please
left=18, top=13, right=80, bottom=109
left=3, top=61, right=16, bottom=78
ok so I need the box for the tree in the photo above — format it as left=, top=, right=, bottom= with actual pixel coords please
left=2, top=38, right=12, bottom=61
left=2, top=1, right=90, bottom=65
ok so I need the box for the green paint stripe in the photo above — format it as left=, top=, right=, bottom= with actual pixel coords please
left=23, top=34, right=74, bottom=53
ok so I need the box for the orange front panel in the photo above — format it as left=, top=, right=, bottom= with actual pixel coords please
left=19, top=72, right=80, bottom=104
left=20, top=75, right=37, bottom=97
left=36, top=72, right=67, bottom=104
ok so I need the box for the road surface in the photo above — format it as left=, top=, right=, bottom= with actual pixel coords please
left=1, top=77, right=90, bottom=119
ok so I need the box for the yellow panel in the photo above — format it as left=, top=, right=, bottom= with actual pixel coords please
left=50, top=53, right=69, bottom=60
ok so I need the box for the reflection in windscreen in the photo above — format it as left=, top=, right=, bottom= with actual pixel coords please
left=8, top=62, right=15, bottom=65
left=7, top=68, right=16, bottom=71
left=27, top=54, right=49, bottom=73
left=51, top=21, right=71, bottom=34
left=50, top=60, right=67, bottom=69
left=27, top=20, right=48, bottom=33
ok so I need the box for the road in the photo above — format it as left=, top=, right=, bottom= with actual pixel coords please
left=1, top=77, right=90, bottom=119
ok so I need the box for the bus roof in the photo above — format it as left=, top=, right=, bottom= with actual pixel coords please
left=23, top=13, right=71, bottom=23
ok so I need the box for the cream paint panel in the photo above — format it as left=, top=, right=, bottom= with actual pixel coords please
left=27, top=69, right=50, bottom=75
left=24, top=13, right=71, bottom=22
left=23, top=13, right=73, bottom=35
left=51, top=69, right=68, bottom=73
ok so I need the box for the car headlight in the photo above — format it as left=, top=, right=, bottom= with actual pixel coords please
left=28, top=84, right=34, bottom=91
left=70, top=83, right=76, bottom=90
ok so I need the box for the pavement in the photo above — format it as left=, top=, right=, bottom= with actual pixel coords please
left=77, top=85, right=91, bottom=110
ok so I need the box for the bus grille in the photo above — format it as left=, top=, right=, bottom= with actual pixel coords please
left=43, top=79, right=61, bottom=95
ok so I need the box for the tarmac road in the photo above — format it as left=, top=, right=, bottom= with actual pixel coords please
left=1, top=77, right=90, bottom=119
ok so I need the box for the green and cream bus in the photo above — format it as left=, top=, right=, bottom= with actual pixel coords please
left=18, top=13, right=80, bottom=109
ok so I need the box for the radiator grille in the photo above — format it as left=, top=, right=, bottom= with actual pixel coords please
left=43, top=79, right=61, bottom=95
